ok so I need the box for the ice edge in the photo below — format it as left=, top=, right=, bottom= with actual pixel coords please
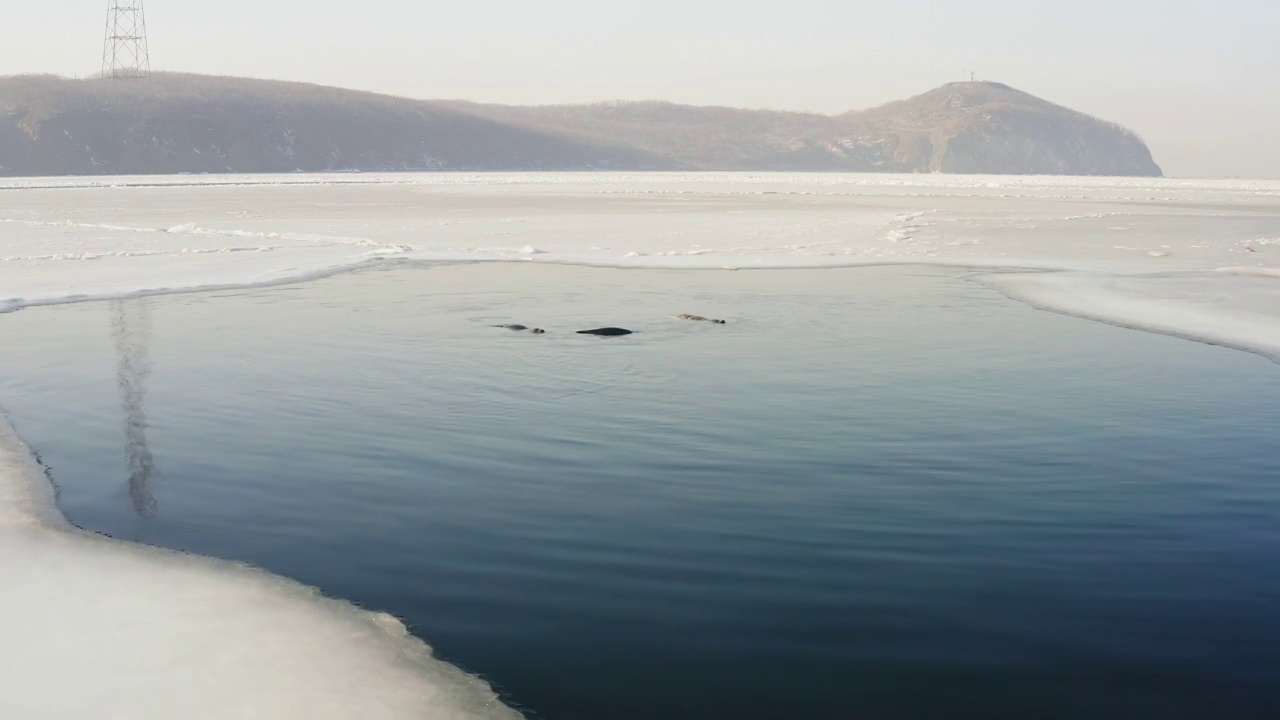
left=0, top=415, right=524, bottom=719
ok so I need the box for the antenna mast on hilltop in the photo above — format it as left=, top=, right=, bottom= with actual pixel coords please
left=102, top=0, right=151, bottom=80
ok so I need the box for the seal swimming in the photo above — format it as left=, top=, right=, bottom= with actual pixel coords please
left=494, top=324, right=546, bottom=334
left=576, top=327, right=633, bottom=336
left=678, top=314, right=726, bottom=324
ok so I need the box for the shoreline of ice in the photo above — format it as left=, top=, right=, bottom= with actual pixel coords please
left=3, top=171, right=1278, bottom=362
left=0, top=417, right=524, bottom=719
left=976, top=267, right=1280, bottom=364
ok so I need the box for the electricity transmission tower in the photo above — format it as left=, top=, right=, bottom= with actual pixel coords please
left=102, top=1, right=151, bottom=80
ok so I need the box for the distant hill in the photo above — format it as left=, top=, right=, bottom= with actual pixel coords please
left=0, top=74, right=1161, bottom=177
left=0, top=74, right=667, bottom=176
left=838, top=82, right=1162, bottom=176
left=451, top=82, right=1162, bottom=176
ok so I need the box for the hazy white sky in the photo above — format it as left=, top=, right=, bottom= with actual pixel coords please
left=6, top=1, right=1279, bottom=178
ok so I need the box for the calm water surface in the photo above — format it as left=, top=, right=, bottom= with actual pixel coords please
left=2, top=264, right=1279, bottom=719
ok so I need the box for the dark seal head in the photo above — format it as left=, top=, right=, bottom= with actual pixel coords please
left=678, top=314, right=727, bottom=324
left=495, top=324, right=545, bottom=333
left=576, top=327, right=633, bottom=336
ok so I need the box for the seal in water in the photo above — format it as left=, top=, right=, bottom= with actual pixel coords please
left=576, top=327, right=633, bottom=336
left=494, top=324, right=546, bottom=334
left=678, top=314, right=727, bottom=324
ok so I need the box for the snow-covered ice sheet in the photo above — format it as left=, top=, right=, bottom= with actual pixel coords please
left=977, top=268, right=1280, bottom=362
left=0, top=418, right=522, bottom=720
left=3, top=172, right=1277, bottom=360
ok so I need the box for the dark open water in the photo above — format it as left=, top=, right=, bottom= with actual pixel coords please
left=2, top=264, right=1279, bottom=719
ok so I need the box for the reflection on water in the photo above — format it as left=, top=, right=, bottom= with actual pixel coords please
left=3, top=264, right=1280, bottom=720
left=111, top=298, right=157, bottom=519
